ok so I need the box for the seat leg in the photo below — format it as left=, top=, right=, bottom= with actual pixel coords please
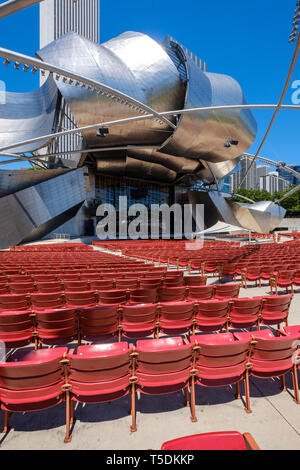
left=244, top=372, right=252, bottom=414
left=64, top=391, right=72, bottom=443
left=280, top=374, right=287, bottom=392
left=130, top=383, right=137, bottom=432
left=292, top=365, right=300, bottom=404
left=190, top=377, right=197, bottom=423
left=2, top=411, right=10, bottom=434
left=70, top=400, right=75, bottom=425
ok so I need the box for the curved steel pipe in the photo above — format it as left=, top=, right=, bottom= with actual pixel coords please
left=1, top=103, right=299, bottom=154
left=235, top=31, right=300, bottom=191
left=0, top=47, right=176, bottom=130
left=0, top=0, right=43, bottom=19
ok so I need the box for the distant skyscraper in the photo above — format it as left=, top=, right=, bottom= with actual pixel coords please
left=260, top=171, right=291, bottom=194
left=230, top=155, right=257, bottom=191
left=40, top=0, right=100, bottom=49
left=277, top=165, right=300, bottom=186
left=256, top=165, right=270, bottom=188
left=39, top=0, right=100, bottom=161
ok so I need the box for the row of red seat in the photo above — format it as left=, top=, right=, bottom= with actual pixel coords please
left=0, top=295, right=292, bottom=349
left=10, top=243, right=94, bottom=252
left=0, top=283, right=242, bottom=311
left=0, top=273, right=193, bottom=293
left=1, top=327, right=299, bottom=442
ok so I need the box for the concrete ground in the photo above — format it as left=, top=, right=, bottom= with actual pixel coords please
left=1, top=248, right=300, bottom=450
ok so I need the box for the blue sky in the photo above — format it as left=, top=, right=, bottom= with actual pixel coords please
left=0, top=0, right=299, bottom=170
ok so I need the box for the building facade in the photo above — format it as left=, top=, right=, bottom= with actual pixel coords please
left=230, top=155, right=257, bottom=191
left=277, top=165, right=300, bottom=186
left=39, top=0, right=100, bottom=160
left=260, top=171, right=291, bottom=194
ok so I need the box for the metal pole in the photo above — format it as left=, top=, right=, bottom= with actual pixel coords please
left=0, top=103, right=299, bottom=155
left=0, top=0, right=44, bottom=19
left=235, top=28, right=300, bottom=193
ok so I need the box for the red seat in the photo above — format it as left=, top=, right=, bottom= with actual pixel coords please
left=65, top=291, right=98, bottom=309
left=35, top=309, right=77, bottom=347
left=30, top=292, right=65, bottom=312
left=201, top=262, right=220, bottom=276
left=0, top=283, right=8, bottom=295
left=260, top=294, right=292, bottom=329
left=214, top=283, right=240, bottom=300
left=229, top=297, right=263, bottom=330
left=89, top=279, right=115, bottom=291
left=80, top=273, right=101, bottom=281
left=119, top=304, right=158, bottom=339
left=32, top=275, right=58, bottom=283
left=139, top=278, right=162, bottom=289
left=59, top=274, right=81, bottom=282
left=134, top=337, right=194, bottom=429
left=158, top=287, right=187, bottom=303
left=66, top=342, right=133, bottom=439
left=0, top=347, right=69, bottom=441
left=281, top=325, right=300, bottom=338
left=187, top=285, right=214, bottom=301
left=36, top=282, right=64, bottom=293
left=220, top=264, right=237, bottom=280
left=7, top=275, right=33, bottom=283
left=234, top=329, right=300, bottom=411
left=115, top=279, right=139, bottom=289
left=101, top=273, right=117, bottom=280
left=270, top=270, right=295, bottom=295
left=9, top=282, right=36, bottom=295
left=98, top=290, right=127, bottom=305
left=184, top=275, right=207, bottom=287
left=194, top=300, right=230, bottom=333
left=191, top=333, right=250, bottom=419
left=260, top=266, right=274, bottom=285
left=163, top=277, right=185, bottom=287
left=0, top=311, right=33, bottom=348
left=79, top=305, right=119, bottom=343
left=62, top=281, right=90, bottom=292
left=157, top=301, right=195, bottom=336
left=129, top=288, right=158, bottom=304
left=161, top=431, right=260, bottom=450
left=0, top=294, right=29, bottom=312
left=293, top=270, right=300, bottom=288
left=242, top=267, right=261, bottom=288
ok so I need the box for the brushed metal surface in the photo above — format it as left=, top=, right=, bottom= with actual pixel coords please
left=37, top=31, right=182, bottom=149
left=188, top=190, right=286, bottom=233
left=0, top=30, right=257, bottom=187
left=161, top=39, right=257, bottom=165
left=0, top=168, right=86, bottom=248
left=0, top=76, right=58, bottom=153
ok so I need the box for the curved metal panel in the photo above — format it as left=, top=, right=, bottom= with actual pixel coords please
left=37, top=31, right=183, bottom=149
left=160, top=41, right=257, bottom=164
left=0, top=30, right=258, bottom=188
left=196, top=156, right=241, bottom=185
left=0, top=76, right=58, bottom=153
left=188, top=190, right=286, bottom=233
